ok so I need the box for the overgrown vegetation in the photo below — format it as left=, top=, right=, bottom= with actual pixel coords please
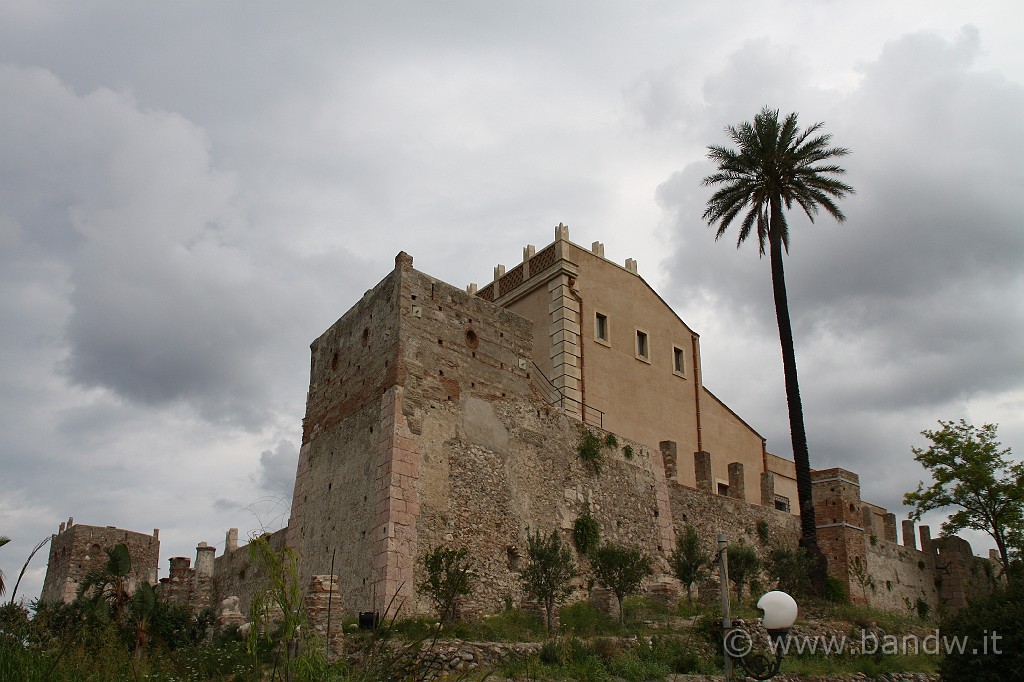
left=940, top=580, right=1023, bottom=681
left=417, top=546, right=474, bottom=623
left=246, top=534, right=324, bottom=681
left=572, top=514, right=601, bottom=556
left=577, top=430, right=605, bottom=474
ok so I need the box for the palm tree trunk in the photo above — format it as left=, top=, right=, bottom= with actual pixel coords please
left=768, top=197, right=817, bottom=545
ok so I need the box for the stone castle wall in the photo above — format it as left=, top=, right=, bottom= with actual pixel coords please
left=40, top=520, right=159, bottom=604
left=40, top=253, right=1002, bottom=624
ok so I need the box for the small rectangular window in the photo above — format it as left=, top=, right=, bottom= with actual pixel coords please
left=774, top=495, right=791, bottom=512
left=595, top=313, right=608, bottom=341
left=673, top=346, right=685, bottom=374
left=636, top=330, right=648, bottom=359
left=717, top=482, right=729, bottom=497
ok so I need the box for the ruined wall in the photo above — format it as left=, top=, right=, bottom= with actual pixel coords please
left=211, top=528, right=289, bottom=615
left=863, top=536, right=938, bottom=613
left=40, top=521, right=159, bottom=604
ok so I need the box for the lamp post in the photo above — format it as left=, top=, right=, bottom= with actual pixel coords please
left=718, top=533, right=798, bottom=681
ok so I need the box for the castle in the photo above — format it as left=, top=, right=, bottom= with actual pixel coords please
left=41, top=225, right=998, bottom=622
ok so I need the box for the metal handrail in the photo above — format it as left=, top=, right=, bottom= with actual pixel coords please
left=530, top=361, right=604, bottom=428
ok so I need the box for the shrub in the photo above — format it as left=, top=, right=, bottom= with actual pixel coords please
left=578, top=431, right=604, bottom=474
left=604, top=433, right=618, bottom=448
left=755, top=520, right=770, bottom=543
left=669, top=525, right=709, bottom=601
left=573, top=514, right=602, bottom=556
left=622, top=445, right=634, bottom=460
left=417, top=546, right=474, bottom=623
left=825, top=575, right=849, bottom=604
left=559, top=602, right=620, bottom=636
left=766, top=544, right=814, bottom=597
left=940, top=581, right=1023, bottom=681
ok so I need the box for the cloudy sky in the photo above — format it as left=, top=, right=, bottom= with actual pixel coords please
left=3, top=1, right=1022, bottom=602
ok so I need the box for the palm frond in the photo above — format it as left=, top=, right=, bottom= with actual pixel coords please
left=702, top=107, right=854, bottom=251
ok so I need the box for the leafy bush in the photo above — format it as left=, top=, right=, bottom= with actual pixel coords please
left=622, top=445, right=634, bottom=460
left=578, top=431, right=604, bottom=474
left=766, top=544, right=814, bottom=597
left=559, top=602, right=621, bottom=636
left=604, top=433, right=618, bottom=448
left=825, top=575, right=849, bottom=604
left=573, top=514, right=601, bottom=556
left=940, top=582, right=1024, bottom=681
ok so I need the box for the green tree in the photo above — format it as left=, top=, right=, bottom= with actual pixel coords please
left=76, top=543, right=132, bottom=620
left=726, top=543, right=762, bottom=603
left=702, top=107, right=853, bottom=564
left=520, top=530, right=577, bottom=635
left=904, top=420, right=1024, bottom=583
left=590, top=544, right=653, bottom=624
left=0, top=536, right=9, bottom=598
left=668, top=525, right=709, bottom=602
left=417, top=546, right=473, bottom=624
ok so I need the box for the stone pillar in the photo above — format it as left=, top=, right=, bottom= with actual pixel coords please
left=694, top=451, right=713, bottom=493
left=902, top=519, right=917, bottom=549
left=760, top=472, right=775, bottom=506
left=659, top=441, right=678, bottom=481
left=727, top=462, right=745, bottom=500
left=555, top=222, right=569, bottom=241
left=591, top=241, right=605, bottom=257
left=883, top=513, right=898, bottom=543
left=624, top=258, right=638, bottom=274
left=195, top=543, right=215, bottom=578
left=225, top=528, right=238, bottom=554
left=305, top=575, right=345, bottom=660
left=919, top=525, right=932, bottom=554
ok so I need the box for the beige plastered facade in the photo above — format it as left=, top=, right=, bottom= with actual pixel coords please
left=474, top=225, right=799, bottom=513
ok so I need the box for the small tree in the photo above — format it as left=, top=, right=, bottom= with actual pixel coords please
left=417, top=547, right=473, bottom=624
left=765, top=544, right=814, bottom=597
left=727, top=543, right=761, bottom=603
left=669, top=525, right=709, bottom=602
left=520, top=530, right=577, bottom=635
left=590, top=544, right=653, bottom=624
left=904, top=420, right=1024, bottom=584
left=849, top=557, right=875, bottom=602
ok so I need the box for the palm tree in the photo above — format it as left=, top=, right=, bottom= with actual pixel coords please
left=702, top=107, right=853, bottom=559
left=0, top=536, right=10, bottom=597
